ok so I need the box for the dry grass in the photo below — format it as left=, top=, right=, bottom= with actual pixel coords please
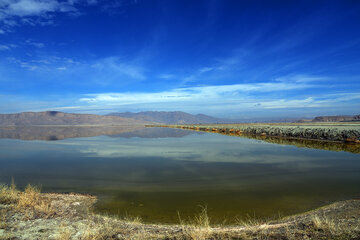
left=56, top=227, right=72, bottom=240
left=0, top=182, right=19, bottom=204
left=312, top=215, right=337, bottom=233
left=1, top=182, right=359, bottom=240
left=121, top=213, right=142, bottom=225
left=0, top=209, right=7, bottom=229
left=81, top=217, right=120, bottom=240
left=178, top=206, right=217, bottom=240
left=310, top=214, right=359, bottom=239
left=236, top=214, right=269, bottom=228
left=15, top=184, right=55, bottom=219
left=193, top=206, right=211, bottom=228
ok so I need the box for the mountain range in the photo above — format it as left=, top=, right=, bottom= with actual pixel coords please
left=0, top=111, right=149, bottom=126
left=107, top=111, right=234, bottom=124
left=0, top=111, right=359, bottom=126
left=312, top=115, right=360, bottom=122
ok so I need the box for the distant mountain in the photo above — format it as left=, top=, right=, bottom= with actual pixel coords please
left=0, top=111, right=149, bottom=126
left=312, top=114, right=360, bottom=122
left=107, top=111, right=235, bottom=124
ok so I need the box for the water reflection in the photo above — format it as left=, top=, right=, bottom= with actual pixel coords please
left=0, top=127, right=359, bottom=223
left=0, top=126, right=193, bottom=141
left=0, top=126, right=358, bottom=154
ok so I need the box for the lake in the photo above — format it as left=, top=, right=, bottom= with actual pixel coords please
left=0, top=126, right=359, bottom=224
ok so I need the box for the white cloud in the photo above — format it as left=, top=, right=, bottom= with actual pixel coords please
left=0, top=44, right=10, bottom=50
left=73, top=78, right=360, bottom=116
left=158, top=74, right=175, bottom=79
left=274, top=74, right=331, bottom=83
left=25, top=39, right=44, bottom=48
left=260, top=97, right=323, bottom=109
left=0, top=43, right=16, bottom=50
left=0, top=0, right=92, bottom=32
left=199, top=67, right=213, bottom=73
left=6, top=55, right=79, bottom=71
left=5, top=0, right=60, bottom=17
left=91, top=57, right=146, bottom=80
left=79, top=81, right=315, bottom=105
left=183, top=66, right=214, bottom=83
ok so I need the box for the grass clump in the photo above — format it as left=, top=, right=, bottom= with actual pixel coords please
left=178, top=206, right=216, bottom=240
left=236, top=214, right=268, bottom=228
left=14, top=184, right=55, bottom=219
left=0, top=181, right=19, bottom=204
left=310, top=214, right=359, bottom=239
left=81, top=217, right=120, bottom=240
left=56, top=228, right=72, bottom=240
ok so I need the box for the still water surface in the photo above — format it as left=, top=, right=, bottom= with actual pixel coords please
left=0, top=127, right=359, bottom=224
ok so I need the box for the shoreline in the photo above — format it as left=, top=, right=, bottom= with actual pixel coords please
left=147, top=123, right=360, bottom=144
left=1, top=185, right=359, bottom=239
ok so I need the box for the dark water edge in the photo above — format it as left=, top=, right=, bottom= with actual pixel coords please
left=219, top=132, right=360, bottom=154
left=0, top=127, right=359, bottom=224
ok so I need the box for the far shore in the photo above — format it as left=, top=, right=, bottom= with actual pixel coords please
left=1, top=184, right=359, bottom=239
left=148, top=122, right=360, bottom=144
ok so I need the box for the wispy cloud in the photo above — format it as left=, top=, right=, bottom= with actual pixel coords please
left=69, top=75, right=360, bottom=117
left=0, top=0, right=91, bottom=33
left=0, top=43, right=16, bottom=50
left=1, top=75, right=358, bottom=118
left=91, top=57, right=146, bottom=80
left=79, top=80, right=316, bottom=105
left=25, top=39, right=44, bottom=48
left=158, top=74, right=175, bottom=79
left=6, top=55, right=78, bottom=71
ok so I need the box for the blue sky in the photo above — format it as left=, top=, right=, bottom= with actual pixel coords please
left=0, top=0, right=360, bottom=119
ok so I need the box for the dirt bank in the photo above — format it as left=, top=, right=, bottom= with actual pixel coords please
left=1, top=185, right=359, bottom=239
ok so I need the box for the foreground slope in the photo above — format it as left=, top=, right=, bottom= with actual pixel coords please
left=0, top=185, right=359, bottom=240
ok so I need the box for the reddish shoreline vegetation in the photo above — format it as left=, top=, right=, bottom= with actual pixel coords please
left=0, top=184, right=359, bottom=240
left=149, top=122, right=360, bottom=144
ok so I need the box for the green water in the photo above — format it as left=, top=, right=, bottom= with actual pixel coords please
left=0, top=127, right=359, bottom=224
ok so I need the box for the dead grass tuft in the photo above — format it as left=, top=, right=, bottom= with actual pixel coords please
left=0, top=184, right=19, bottom=204
left=311, top=214, right=359, bottom=239
left=81, top=217, right=119, bottom=240
left=56, top=227, right=72, bottom=240
left=0, top=209, right=7, bottom=229
left=178, top=206, right=216, bottom=240
left=121, top=213, right=142, bottom=225
left=236, top=214, right=268, bottom=229
left=193, top=206, right=211, bottom=228
left=15, top=184, right=55, bottom=219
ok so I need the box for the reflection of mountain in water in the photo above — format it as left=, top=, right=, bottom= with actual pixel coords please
left=0, top=126, right=194, bottom=141
left=108, top=127, right=195, bottom=138
left=0, top=126, right=143, bottom=141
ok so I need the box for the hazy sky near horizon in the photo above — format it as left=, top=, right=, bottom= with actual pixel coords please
left=1, top=0, right=360, bottom=119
